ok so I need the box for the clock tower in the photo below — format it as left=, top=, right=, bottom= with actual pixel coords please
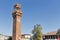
left=12, top=4, right=22, bottom=40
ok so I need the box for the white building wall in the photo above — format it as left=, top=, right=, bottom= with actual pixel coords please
left=22, top=38, right=30, bottom=40
left=21, top=35, right=31, bottom=40
left=0, top=34, right=9, bottom=40
left=45, top=39, right=58, bottom=40
left=0, top=35, right=4, bottom=40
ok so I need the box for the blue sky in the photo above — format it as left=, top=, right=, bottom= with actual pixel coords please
left=0, top=0, right=60, bottom=36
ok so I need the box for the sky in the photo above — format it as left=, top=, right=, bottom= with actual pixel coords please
left=0, top=0, right=60, bottom=36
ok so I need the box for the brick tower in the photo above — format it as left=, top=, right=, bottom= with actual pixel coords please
left=12, top=4, right=22, bottom=40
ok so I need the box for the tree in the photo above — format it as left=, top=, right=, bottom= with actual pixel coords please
left=32, top=24, right=42, bottom=40
left=8, top=36, right=12, bottom=40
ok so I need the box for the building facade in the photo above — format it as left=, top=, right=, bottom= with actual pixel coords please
left=21, top=34, right=31, bottom=40
left=0, top=34, right=31, bottom=40
left=43, top=31, right=60, bottom=40
left=0, top=34, right=9, bottom=40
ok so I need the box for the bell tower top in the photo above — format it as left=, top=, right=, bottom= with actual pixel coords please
left=14, top=3, right=21, bottom=9
left=12, top=3, right=22, bottom=17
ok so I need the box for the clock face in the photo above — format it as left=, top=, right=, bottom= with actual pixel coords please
left=17, top=19, right=20, bottom=22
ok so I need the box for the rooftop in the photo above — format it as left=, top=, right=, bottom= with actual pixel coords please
left=43, top=31, right=57, bottom=36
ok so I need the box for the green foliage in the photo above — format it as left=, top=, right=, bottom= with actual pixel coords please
left=8, top=36, right=12, bottom=40
left=32, top=24, right=42, bottom=40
